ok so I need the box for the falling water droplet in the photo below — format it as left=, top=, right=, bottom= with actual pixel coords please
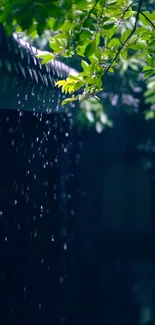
left=60, top=277, right=64, bottom=283
left=34, top=229, right=37, bottom=237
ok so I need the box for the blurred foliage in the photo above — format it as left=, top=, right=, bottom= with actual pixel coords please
left=1, top=0, right=155, bottom=131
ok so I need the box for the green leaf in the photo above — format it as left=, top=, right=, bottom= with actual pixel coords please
left=37, top=23, right=45, bottom=36
left=108, top=38, right=120, bottom=50
left=121, top=29, right=132, bottom=44
left=80, top=29, right=92, bottom=40
left=146, top=56, right=154, bottom=67
left=151, top=10, right=155, bottom=20
left=62, top=98, right=75, bottom=105
left=47, top=17, right=55, bottom=29
left=103, top=22, right=115, bottom=30
left=121, top=50, right=127, bottom=60
left=83, top=17, right=94, bottom=28
left=53, top=16, right=65, bottom=31
left=149, top=39, right=155, bottom=46
left=123, top=11, right=136, bottom=20
left=145, top=110, right=155, bottom=120
left=48, top=4, right=63, bottom=18
left=74, top=80, right=84, bottom=90
left=63, top=0, right=72, bottom=10
left=81, top=59, right=89, bottom=69
left=95, top=33, right=100, bottom=46
left=143, top=70, right=155, bottom=80
left=143, top=66, right=154, bottom=72
left=108, top=67, right=114, bottom=73
left=85, top=41, right=96, bottom=57
left=139, top=12, right=154, bottom=28
left=37, top=52, right=55, bottom=63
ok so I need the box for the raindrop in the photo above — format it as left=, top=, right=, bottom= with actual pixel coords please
left=0, top=211, right=3, bottom=217
left=14, top=200, right=18, bottom=206
left=39, top=304, right=42, bottom=309
left=17, top=223, right=20, bottom=230
left=9, top=127, right=14, bottom=134
left=34, top=229, right=37, bottom=237
left=60, top=277, right=64, bottom=283
left=51, top=234, right=54, bottom=242
left=5, top=236, right=7, bottom=242
left=63, top=243, right=67, bottom=251
left=11, top=140, right=15, bottom=146
left=41, top=258, right=44, bottom=264
left=65, top=133, right=69, bottom=137
left=61, top=317, right=66, bottom=323
left=64, top=148, right=67, bottom=153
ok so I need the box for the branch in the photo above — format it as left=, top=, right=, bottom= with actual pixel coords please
left=103, top=0, right=143, bottom=77
left=73, top=0, right=101, bottom=45
left=140, top=12, right=155, bottom=29
left=121, top=0, right=139, bottom=21
left=54, top=0, right=101, bottom=59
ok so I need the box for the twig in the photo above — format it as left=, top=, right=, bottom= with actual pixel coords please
left=140, top=11, right=155, bottom=29
left=53, top=0, right=101, bottom=60
left=120, top=0, right=139, bottom=23
left=104, top=0, right=143, bottom=77
left=73, top=0, right=101, bottom=45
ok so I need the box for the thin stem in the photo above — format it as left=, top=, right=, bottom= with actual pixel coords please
left=140, top=11, right=155, bottom=29
left=104, top=0, right=143, bottom=77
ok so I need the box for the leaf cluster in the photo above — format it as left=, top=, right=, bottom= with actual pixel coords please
left=1, top=0, right=155, bottom=130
